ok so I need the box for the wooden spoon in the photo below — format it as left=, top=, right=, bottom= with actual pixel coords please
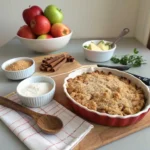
left=0, top=96, right=63, bottom=134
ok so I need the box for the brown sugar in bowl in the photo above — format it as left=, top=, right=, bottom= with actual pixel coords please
left=5, top=60, right=33, bottom=71
left=1, top=57, right=35, bottom=80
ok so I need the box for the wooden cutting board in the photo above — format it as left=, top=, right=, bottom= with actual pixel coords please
left=33, top=52, right=82, bottom=77
left=32, top=54, right=150, bottom=150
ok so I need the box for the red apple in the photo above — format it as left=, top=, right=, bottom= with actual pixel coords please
left=22, top=5, right=43, bottom=25
left=17, top=25, right=36, bottom=39
left=30, top=15, right=51, bottom=35
left=37, top=34, right=53, bottom=39
left=50, top=23, right=70, bottom=37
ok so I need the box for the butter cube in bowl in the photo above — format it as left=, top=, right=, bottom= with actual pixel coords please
left=82, top=40, right=116, bottom=62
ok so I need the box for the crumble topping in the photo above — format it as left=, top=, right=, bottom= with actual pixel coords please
left=67, top=70, right=145, bottom=116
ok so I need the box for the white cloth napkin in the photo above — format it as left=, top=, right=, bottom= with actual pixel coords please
left=0, top=93, right=93, bottom=150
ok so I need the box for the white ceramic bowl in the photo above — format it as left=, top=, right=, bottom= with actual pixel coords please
left=16, top=76, right=56, bottom=107
left=1, top=57, right=35, bottom=80
left=17, top=31, right=73, bottom=53
left=82, top=40, right=116, bottom=62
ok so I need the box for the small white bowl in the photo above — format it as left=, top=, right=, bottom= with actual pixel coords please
left=17, top=31, right=73, bottom=53
left=16, top=76, right=56, bottom=107
left=1, top=57, right=35, bottom=80
left=82, top=40, right=116, bottom=62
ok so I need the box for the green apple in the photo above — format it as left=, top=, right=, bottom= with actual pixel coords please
left=44, top=5, right=63, bottom=24
left=37, top=34, right=53, bottom=39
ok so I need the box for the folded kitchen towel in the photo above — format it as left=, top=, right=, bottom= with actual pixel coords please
left=0, top=93, right=94, bottom=150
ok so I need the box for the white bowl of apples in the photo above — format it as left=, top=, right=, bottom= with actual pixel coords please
left=17, top=5, right=72, bottom=53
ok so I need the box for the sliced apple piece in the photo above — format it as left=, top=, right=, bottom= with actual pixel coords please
left=97, top=41, right=104, bottom=50
left=97, top=41, right=110, bottom=50
left=101, top=44, right=110, bottom=50
left=89, top=43, right=102, bottom=51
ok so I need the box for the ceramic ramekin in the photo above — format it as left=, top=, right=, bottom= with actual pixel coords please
left=63, top=67, right=150, bottom=127
left=16, top=76, right=56, bottom=107
left=1, top=57, right=35, bottom=80
left=82, top=40, right=116, bottom=62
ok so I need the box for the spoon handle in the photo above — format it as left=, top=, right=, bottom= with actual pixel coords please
left=112, top=28, right=130, bottom=46
left=0, top=96, right=41, bottom=120
left=97, top=64, right=130, bottom=70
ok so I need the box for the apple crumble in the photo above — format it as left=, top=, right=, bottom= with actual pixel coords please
left=67, top=70, right=145, bottom=116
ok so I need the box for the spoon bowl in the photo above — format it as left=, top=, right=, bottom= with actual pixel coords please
left=37, top=114, right=63, bottom=134
left=0, top=96, right=63, bottom=134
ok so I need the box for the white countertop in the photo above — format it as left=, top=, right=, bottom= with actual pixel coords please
left=0, top=37, right=150, bottom=150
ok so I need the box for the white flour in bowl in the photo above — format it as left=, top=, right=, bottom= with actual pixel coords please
left=20, top=82, right=53, bottom=97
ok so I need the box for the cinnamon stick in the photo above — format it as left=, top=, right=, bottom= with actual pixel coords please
left=66, top=55, right=74, bottom=62
left=46, top=67, right=52, bottom=71
left=51, top=58, right=67, bottom=72
left=42, top=58, right=52, bottom=63
left=40, top=53, right=75, bottom=72
left=41, top=63, right=48, bottom=67
left=50, top=55, right=66, bottom=67
left=40, top=66, right=46, bottom=71
left=46, top=54, right=65, bottom=64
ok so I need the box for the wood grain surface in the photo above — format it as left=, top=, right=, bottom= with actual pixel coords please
left=33, top=54, right=150, bottom=150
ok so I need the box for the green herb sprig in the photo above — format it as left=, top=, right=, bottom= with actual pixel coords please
left=111, top=48, right=146, bottom=67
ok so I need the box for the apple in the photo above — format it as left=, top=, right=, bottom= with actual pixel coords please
left=17, top=25, right=36, bottom=39
left=44, top=5, right=63, bottom=24
left=22, top=5, right=43, bottom=25
left=30, top=15, right=51, bottom=35
left=50, top=23, right=70, bottom=37
left=37, top=34, right=53, bottom=39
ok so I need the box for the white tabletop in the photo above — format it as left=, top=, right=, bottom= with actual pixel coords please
left=0, top=37, right=150, bottom=150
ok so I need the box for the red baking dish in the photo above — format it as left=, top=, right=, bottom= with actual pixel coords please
left=63, top=67, right=150, bottom=127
